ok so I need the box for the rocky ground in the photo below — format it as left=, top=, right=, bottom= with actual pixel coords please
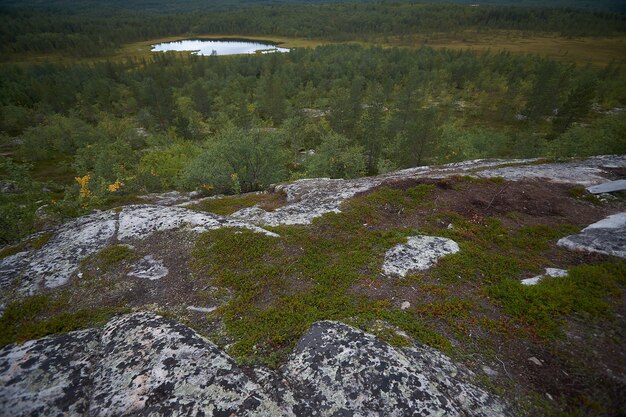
left=0, top=156, right=625, bottom=416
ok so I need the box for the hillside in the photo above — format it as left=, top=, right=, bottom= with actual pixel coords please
left=1, top=0, right=625, bottom=414
left=1, top=156, right=625, bottom=416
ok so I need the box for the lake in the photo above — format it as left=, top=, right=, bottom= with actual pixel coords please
left=151, top=39, right=290, bottom=56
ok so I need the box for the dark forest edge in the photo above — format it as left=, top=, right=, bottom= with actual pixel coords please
left=1, top=0, right=625, bottom=12
left=1, top=2, right=626, bottom=59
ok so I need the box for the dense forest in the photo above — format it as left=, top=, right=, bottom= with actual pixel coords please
left=1, top=0, right=625, bottom=12
left=2, top=3, right=625, bottom=58
left=1, top=1, right=625, bottom=245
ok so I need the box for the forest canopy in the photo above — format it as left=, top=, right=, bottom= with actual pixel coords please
left=1, top=2, right=625, bottom=58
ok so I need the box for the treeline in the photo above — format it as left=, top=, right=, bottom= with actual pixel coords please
left=1, top=45, right=624, bottom=230
left=2, top=3, right=625, bottom=57
left=1, top=0, right=624, bottom=13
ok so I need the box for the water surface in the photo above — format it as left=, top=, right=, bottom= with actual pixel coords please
left=151, top=39, right=289, bottom=56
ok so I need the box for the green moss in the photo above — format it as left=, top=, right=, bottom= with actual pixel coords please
left=325, top=183, right=435, bottom=230
left=91, top=244, right=137, bottom=272
left=487, top=261, right=626, bottom=338
left=31, top=232, right=53, bottom=250
left=426, top=215, right=579, bottom=285
left=0, top=241, right=28, bottom=259
left=0, top=294, right=129, bottom=347
left=566, top=185, right=601, bottom=204
left=190, top=192, right=286, bottom=216
left=192, top=220, right=448, bottom=367
left=510, top=224, right=580, bottom=252
left=188, top=177, right=617, bottom=366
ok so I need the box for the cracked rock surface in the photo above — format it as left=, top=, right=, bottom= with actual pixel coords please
left=0, top=204, right=276, bottom=297
left=383, top=235, right=460, bottom=277
left=557, top=212, right=626, bottom=259
left=0, top=314, right=507, bottom=417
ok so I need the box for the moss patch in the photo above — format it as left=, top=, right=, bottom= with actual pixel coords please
left=0, top=293, right=129, bottom=347
left=487, top=262, right=626, bottom=338
left=0, top=232, right=53, bottom=259
left=90, top=244, right=138, bottom=272
left=189, top=191, right=287, bottom=216
left=192, top=206, right=448, bottom=367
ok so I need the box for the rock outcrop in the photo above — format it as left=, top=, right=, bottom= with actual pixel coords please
left=232, top=155, right=626, bottom=227
left=0, top=205, right=277, bottom=297
left=558, top=212, right=626, bottom=259
left=0, top=313, right=508, bottom=417
left=586, top=179, right=626, bottom=194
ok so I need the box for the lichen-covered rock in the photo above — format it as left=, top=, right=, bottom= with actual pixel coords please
left=557, top=212, right=626, bottom=259
left=0, top=329, right=100, bottom=417
left=0, top=210, right=118, bottom=295
left=0, top=313, right=285, bottom=417
left=89, top=313, right=283, bottom=417
left=232, top=177, right=376, bottom=226
left=586, top=179, right=626, bottom=194
left=473, top=155, right=626, bottom=185
left=0, top=204, right=277, bottom=297
left=117, top=205, right=278, bottom=241
left=137, top=191, right=198, bottom=206
left=383, top=235, right=460, bottom=277
left=280, top=321, right=508, bottom=417
left=0, top=314, right=509, bottom=417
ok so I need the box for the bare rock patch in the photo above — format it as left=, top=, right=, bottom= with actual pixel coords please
left=557, top=212, right=626, bottom=259
left=383, top=235, right=460, bottom=277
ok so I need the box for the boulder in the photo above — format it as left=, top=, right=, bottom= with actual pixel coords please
left=0, top=313, right=284, bottom=417
left=280, top=321, right=508, bottom=416
left=0, top=329, right=100, bottom=416
left=0, top=314, right=509, bottom=417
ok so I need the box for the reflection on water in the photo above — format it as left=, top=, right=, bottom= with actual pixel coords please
left=151, top=39, right=289, bottom=56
